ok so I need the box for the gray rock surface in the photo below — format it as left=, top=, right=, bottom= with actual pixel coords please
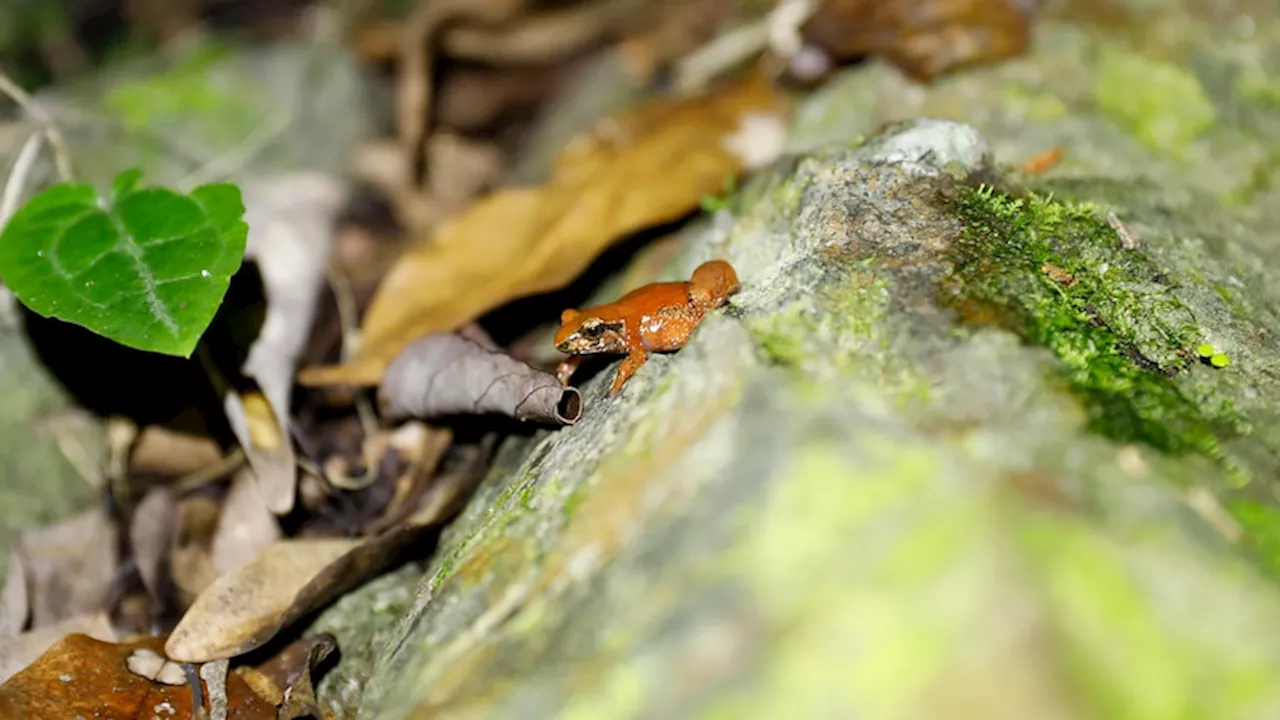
left=311, top=2, right=1280, bottom=717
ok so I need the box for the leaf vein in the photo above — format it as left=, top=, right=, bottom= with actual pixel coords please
left=106, top=214, right=179, bottom=336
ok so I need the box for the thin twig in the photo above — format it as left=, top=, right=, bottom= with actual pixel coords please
left=0, top=68, right=74, bottom=181
left=325, top=266, right=380, bottom=491
left=0, top=132, right=42, bottom=229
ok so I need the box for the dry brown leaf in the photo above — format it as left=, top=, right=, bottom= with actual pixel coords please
left=165, top=434, right=495, bottom=664
left=220, top=173, right=350, bottom=517
left=0, top=550, right=28, bottom=637
left=130, top=487, right=179, bottom=617
left=298, top=68, right=789, bottom=387
left=170, top=495, right=223, bottom=606
left=379, top=333, right=583, bottom=425
left=275, top=634, right=337, bottom=720
left=9, top=505, right=118, bottom=630
left=211, top=468, right=283, bottom=577
left=0, top=612, right=116, bottom=684
left=799, top=0, right=1034, bottom=82
left=165, top=539, right=359, bottom=663
left=128, top=425, right=223, bottom=478
left=0, top=633, right=275, bottom=719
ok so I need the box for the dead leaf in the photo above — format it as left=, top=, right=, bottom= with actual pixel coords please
left=164, top=539, right=361, bottom=663
left=166, top=433, right=496, bottom=664
left=170, top=496, right=223, bottom=606
left=10, top=505, right=118, bottom=630
left=0, top=550, right=28, bottom=637
left=222, top=173, right=350, bottom=516
left=0, top=633, right=275, bottom=719
left=211, top=468, right=283, bottom=577
left=298, top=68, right=789, bottom=387
left=799, top=0, right=1033, bottom=82
left=378, top=333, right=583, bottom=425
left=128, top=425, right=223, bottom=478
left=129, top=487, right=179, bottom=619
left=0, top=612, right=116, bottom=684
left=276, top=634, right=337, bottom=720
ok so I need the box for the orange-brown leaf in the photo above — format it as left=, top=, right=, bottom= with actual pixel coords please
left=297, top=69, right=788, bottom=387
left=0, top=634, right=275, bottom=719
left=800, top=0, right=1033, bottom=82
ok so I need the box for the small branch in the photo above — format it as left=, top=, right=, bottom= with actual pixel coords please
left=0, top=132, right=42, bottom=229
left=0, top=68, right=74, bottom=182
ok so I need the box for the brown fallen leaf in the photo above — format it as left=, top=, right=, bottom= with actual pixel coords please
left=0, top=612, right=116, bottom=684
left=276, top=634, right=337, bottom=720
left=378, top=332, right=583, bottom=425
left=165, top=434, right=495, bottom=663
left=799, top=0, right=1034, bottom=82
left=128, top=425, right=224, bottom=478
left=0, top=550, right=28, bottom=637
left=129, top=487, right=180, bottom=624
left=165, top=539, right=360, bottom=663
left=219, top=173, right=350, bottom=516
left=8, top=505, right=118, bottom=631
left=298, top=68, right=789, bottom=387
left=170, top=496, right=223, bottom=607
left=0, top=633, right=275, bottom=719
left=211, top=468, right=283, bottom=577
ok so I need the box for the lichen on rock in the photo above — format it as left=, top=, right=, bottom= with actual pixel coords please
left=340, top=114, right=1280, bottom=719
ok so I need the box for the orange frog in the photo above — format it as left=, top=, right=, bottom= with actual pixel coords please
left=554, top=259, right=741, bottom=396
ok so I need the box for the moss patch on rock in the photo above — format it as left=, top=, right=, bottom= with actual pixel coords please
left=945, top=184, right=1249, bottom=479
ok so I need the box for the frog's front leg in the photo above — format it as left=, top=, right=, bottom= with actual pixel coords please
left=609, top=349, right=648, bottom=396
left=557, top=355, right=585, bottom=386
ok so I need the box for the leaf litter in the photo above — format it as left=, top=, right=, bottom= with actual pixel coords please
left=0, top=0, right=1036, bottom=714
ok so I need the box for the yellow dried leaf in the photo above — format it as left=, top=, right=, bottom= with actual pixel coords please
left=298, top=69, right=788, bottom=387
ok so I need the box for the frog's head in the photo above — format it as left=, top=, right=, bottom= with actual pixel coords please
left=554, top=309, right=628, bottom=354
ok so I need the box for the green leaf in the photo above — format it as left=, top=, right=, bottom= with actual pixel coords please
left=0, top=171, right=248, bottom=357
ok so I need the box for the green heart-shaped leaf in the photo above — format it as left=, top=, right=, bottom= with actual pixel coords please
left=0, top=171, right=248, bottom=357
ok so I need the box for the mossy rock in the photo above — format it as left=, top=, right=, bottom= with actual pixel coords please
left=320, top=118, right=1280, bottom=719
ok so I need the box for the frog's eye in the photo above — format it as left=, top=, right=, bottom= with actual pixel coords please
left=582, top=323, right=605, bottom=339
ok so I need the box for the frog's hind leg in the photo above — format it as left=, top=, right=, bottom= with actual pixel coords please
left=609, top=349, right=648, bottom=396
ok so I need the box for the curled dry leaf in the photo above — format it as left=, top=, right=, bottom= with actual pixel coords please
left=379, top=333, right=583, bottom=425
left=799, top=0, right=1034, bottom=82
left=298, top=68, right=789, bottom=387
left=222, top=173, right=350, bottom=516
left=0, top=633, right=275, bottom=719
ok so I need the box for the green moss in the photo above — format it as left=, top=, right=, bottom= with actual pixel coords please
left=561, top=484, right=588, bottom=523
left=947, top=185, right=1248, bottom=479
left=748, top=306, right=809, bottom=367
left=1227, top=501, right=1280, bottom=579
left=428, top=555, right=456, bottom=594
left=1003, top=80, right=1070, bottom=122
left=1094, top=44, right=1216, bottom=157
